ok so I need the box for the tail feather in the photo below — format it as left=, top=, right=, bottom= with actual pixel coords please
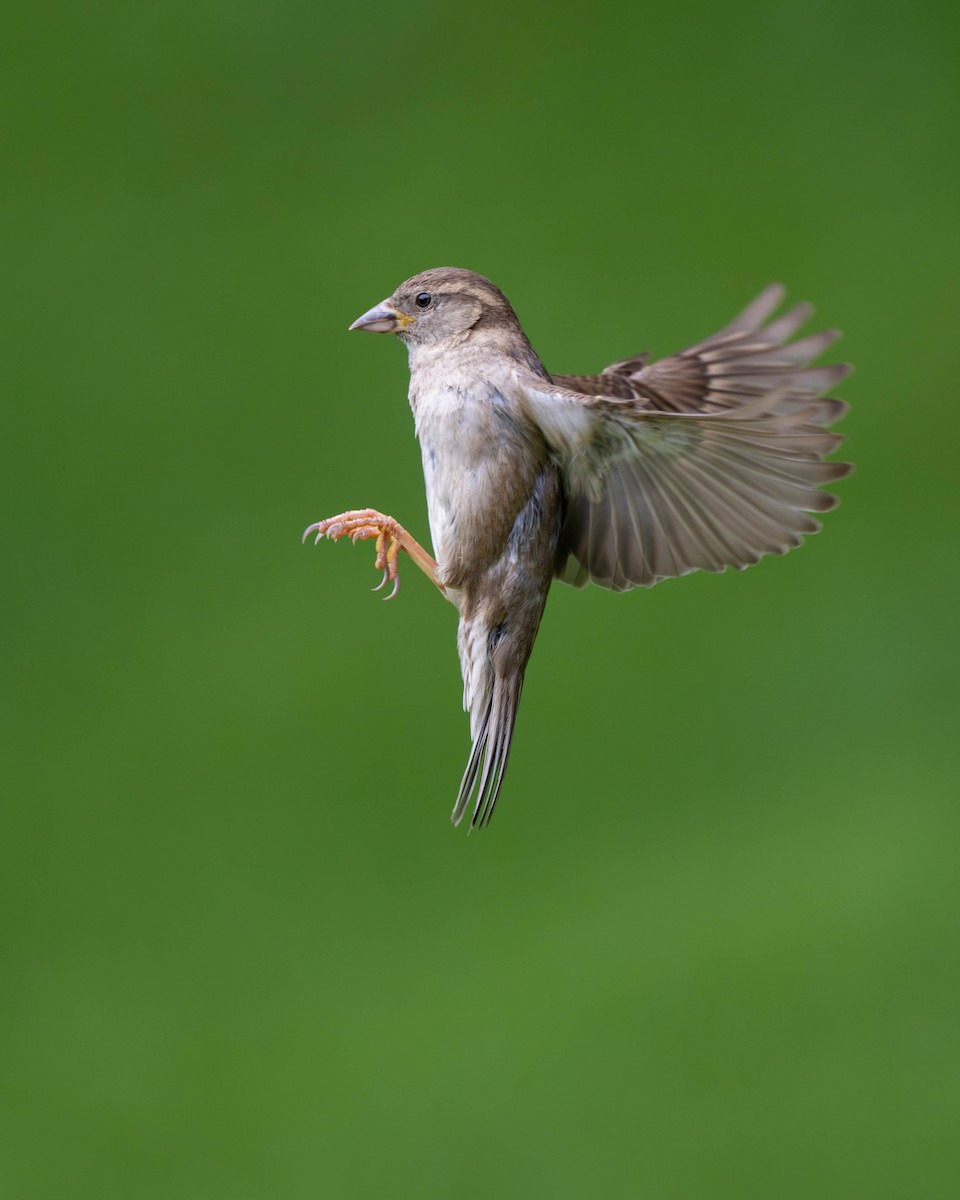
left=451, top=671, right=523, bottom=829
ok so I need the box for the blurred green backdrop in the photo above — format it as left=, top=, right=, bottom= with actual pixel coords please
left=3, top=1, right=958, bottom=1196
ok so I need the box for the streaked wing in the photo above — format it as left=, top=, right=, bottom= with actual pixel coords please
left=521, top=286, right=851, bottom=592
left=552, top=283, right=849, bottom=425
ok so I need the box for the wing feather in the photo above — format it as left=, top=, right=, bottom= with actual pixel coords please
left=522, top=285, right=851, bottom=592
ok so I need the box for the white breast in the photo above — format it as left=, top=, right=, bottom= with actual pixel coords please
left=413, top=385, right=475, bottom=572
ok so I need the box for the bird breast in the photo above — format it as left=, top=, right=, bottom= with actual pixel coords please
left=410, top=380, right=547, bottom=592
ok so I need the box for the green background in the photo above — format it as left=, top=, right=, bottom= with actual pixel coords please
left=4, top=1, right=958, bottom=1196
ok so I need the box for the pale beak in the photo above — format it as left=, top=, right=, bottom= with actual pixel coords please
left=348, top=299, right=411, bottom=334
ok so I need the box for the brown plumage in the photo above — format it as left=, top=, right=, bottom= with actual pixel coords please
left=304, top=269, right=852, bottom=828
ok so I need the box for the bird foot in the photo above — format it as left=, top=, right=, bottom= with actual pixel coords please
left=302, top=508, right=442, bottom=600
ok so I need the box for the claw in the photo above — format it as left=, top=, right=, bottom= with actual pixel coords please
left=303, top=507, right=441, bottom=598
left=304, top=508, right=405, bottom=597
left=371, top=532, right=401, bottom=598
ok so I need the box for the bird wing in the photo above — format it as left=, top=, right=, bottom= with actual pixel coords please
left=519, top=286, right=852, bottom=592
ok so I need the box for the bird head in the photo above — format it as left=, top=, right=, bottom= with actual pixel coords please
left=348, top=267, right=525, bottom=350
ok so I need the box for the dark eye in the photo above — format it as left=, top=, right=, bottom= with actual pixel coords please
left=415, top=292, right=432, bottom=308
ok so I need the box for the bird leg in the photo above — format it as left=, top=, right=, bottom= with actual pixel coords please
left=302, top=508, right=444, bottom=600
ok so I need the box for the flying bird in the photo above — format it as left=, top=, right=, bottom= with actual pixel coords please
left=304, top=268, right=851, bottom=828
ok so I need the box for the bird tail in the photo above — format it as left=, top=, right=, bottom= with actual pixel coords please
left=451, top=669, right=524, bottom=830
left=451, top=613, right=527, bottom=829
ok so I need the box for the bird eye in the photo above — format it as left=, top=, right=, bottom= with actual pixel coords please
left=415, top=292, right=432, bottom=308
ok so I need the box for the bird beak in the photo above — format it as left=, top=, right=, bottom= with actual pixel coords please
left=348, top=299, right=412, bottom=334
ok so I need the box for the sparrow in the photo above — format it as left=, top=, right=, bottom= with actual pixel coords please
left=304, top=268, right=851, bottom=829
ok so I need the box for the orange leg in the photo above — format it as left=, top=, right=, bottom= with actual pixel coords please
left=302, top=508, right=444, bottom=600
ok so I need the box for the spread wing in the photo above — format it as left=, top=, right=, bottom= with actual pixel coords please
left=524, top=285, right=852, bottom=591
